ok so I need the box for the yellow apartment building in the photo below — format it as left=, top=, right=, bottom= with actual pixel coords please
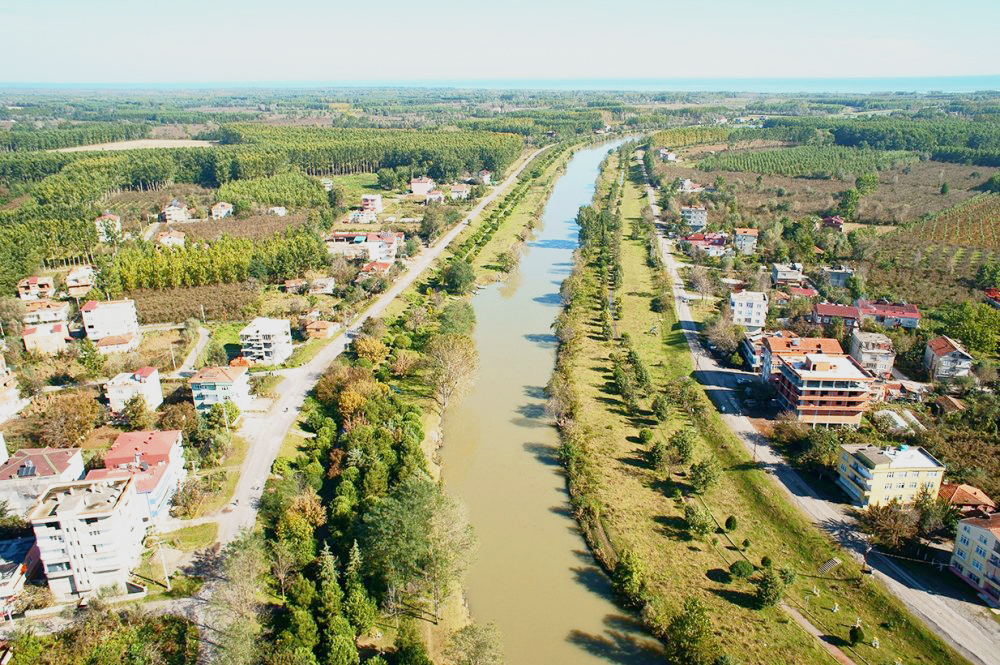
left=837, top=444, right=945, bottom=507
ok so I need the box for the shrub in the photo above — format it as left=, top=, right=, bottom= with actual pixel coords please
left=779, top=568, right=796, bottom=586
left=612, top=549, right=646, bottom=607
left=730, top=560, right=754, bottom=579
left=761, top=556, right=772, bottom=568
left=638, top=428, right=654, bottom=445
left=849, top=625, right=866, bottom=646
left=742, top=538, right=751, bottom=551
left=684, top=504, right=713, bottom=538
left=753, top=568, right=785, bottom=609
left=724, top=515, right=738, bottom=531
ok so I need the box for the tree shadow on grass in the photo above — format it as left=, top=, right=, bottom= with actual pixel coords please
left=653, top=514, right=689, bottom=540
left=619, top=451, right=651, bottom=470
left=706, top=568, right=732, bottom=584
left=821, top=634, right=851, bottom=648
left=708, top=586, right=758, bottom=610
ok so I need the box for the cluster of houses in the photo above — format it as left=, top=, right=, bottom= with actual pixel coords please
left=326, top=230, right=405, bottom=281
left=410, top=175, right=483, bottom=207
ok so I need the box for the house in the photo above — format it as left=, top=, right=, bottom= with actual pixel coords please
left=268, top=206, right=287, bottom=217
left=22, top=324, right=68, bottom=356
left=729, top=291, right=768, bottom=332
left=935, top=395, right=967, bottom=415
left=679, top=179, right=704, bottom=193
left=361, top=194, right=383, bottom=213
left=326, top=232, right=404, bottom=262
left=811, top=303, right=862, bottom=331
left=105, top=367, right=163, bottom=414
left=239, top=317, right=293, bottom=365
left=0, top=446, right=85, bottom=516
left=771, top=262, right=805, bottom=287
left=924, top=336, right=974, bottom=382
left=685, top=232, right=730, bottom=258
left=477, top=170, right=492, bottom=185
left=21, top=300, right=69, bottom=326
left=857, top=300, right=921, bottom=329
left=28, top=477, right=146, bottom=600
left=733, top=228, right=758, bottom=255
left=356, top=261, right=394, bottom=281
left=210, top=202, right=234, bottom=219
left=985, top=288, right=1000, bottom=309
left=760, top=335, right=843, bottom=381
left=189, top=365, right=252, bottom=415
left=85, top=430, right=186, bottom=523
left=849, top=330, right=895, bottom=378
left=0, top=538, right=40, bottom=616
left=821, top=265, right=855, bottom=288
left=65, top=265, right=96, bottom=298
left=94, top=213, right=122, bottom=242
left=939, top=484, right=995, bottom=517
left=950, top=513, right=1000, bottom=606
left=81, top=299, right=139, bottom=343
left=96, top=334, right=140, bottom=355
left=410, top=177, right=436, bottom=196
left=305, top=320, right=340, bottom=340
left=680, top=205, right=708, bottom=231
left=425, top=189, right=446, bottom=205
left=837, top=444, right=944, bottom=507
left=774, top=353, right=876, bottom=426
left=741, top=330, right=798, bottom=373
left=0, top=357, right=27, bottom=425
left=283, top=278, right=307, bottom=294
left=658, top=148, right=679, bottom=162
left=309, top=277, right=336, bottom=295
left=822, top=215, right=845, bottom=233
left=450, top=184, right=471, bottom=200
left=155, top=230, right=186, bottom=248
left=161, top=200, right=189, bottom=223
left=15, top=276, right=54, bottom=301
left=348, top=209, right=378, bottom=224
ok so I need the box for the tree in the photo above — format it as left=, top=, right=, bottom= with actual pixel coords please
left=671, top=428, right=696, bottom=468
left=612, top=549, right=646, bottom=605
left=438, top=300, right=476, bottom=335
left=78, top=339, right=104, bottom=376
left=857, top=499, right=918, bottom=550
left=212, top=531, right=267, bottom=665
left=855, top=173, right=879, bottom=196
left=423, top=334, right=479, bottom=411
left=689, top=265, right=713, bottom=301
left=269, top=539, right=296, bottom=600
left=849, top=625, right=866, bottom=646
left=684, top=503, right=713, bottom=538
left=205, top=340, right=229, bottom=366
left=753, top=568, right=785, bottom=608
left=940, top=182, right=950, bottom=195
left=652, top=394, right=670, bottom=422
left=39, top=391, right=100, bottom=447
left=121, top=394, right=155, bottom=431
left=445, top=623, right=504, bottom=665
left=941, top=302, right=1000, bottom=354
left=689, top=456, right=721, bottom=494
left=440, top=258, right=475, bottom=295
left=353, top=336, right=389, bottom=365
left=662, top=596, right=714, bottom=665
left=730, top=560, right=754, bottom=579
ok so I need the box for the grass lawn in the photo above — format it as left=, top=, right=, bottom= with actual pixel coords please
left=194, top=434, right=249, bottom=517
left=277, top=422, right=313, bottom=460
left=560, top=155, right=964, bottom=665
left=159, top=522, right=219, bottom=552
left=137, top=328, right=195, bottom=373
left=203, top=322, right=244, bottom=364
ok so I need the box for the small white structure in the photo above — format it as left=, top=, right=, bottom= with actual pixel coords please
left=361, top=194, right=384, bottom=213
left=309, top=277, right=336, bottom=295
left=410, top=177, right=435, bottom=196
left=239, top=317, right=293, bottom=366
left=210, top=202, right=234, bottom=219
left=679, top=179, right=704, bottom=193
left=189, top=365, right=252, bottom=415
left=94, top=213, right=122, bottom=243
left=450, top=184, right=471, bottom=200
left=680, top=205, right=708, bottom=231
left=81, top=299, right=139, bottom=342
left=105, top=367, right=163, bottom=415
left=425, top=189, right=446, bottom=205
left=268, top=206, right=288, bottom=217
left=0, top=445, right=85, bottom=516
left=65, top=265, right=96, bottom=298
left=924, top=336, right=974, bottom=382
left=729, top=291, right=769, bottom=332
left=477, top=170, right=492, bottom=185
left=771, top=262, right=805, bottom=286
left=733, top=228, right=758, bottom=255
left=29, top=477, right=146, bottom=600
left=161, top=200, right=189, bottom=223
left=21, top=300, right=70, bottom=326
left=155, top=230, right=186, bottom=248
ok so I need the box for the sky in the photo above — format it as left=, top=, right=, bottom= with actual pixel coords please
left=1, top=0, right=998, bottom=85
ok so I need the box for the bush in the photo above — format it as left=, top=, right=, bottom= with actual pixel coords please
left=638, top=428, right=654, bottom=445
left=742, top=538, right=751, bottom=551
left=612, top=549, right=646, bottom=607
left=779, top=567, right=796, bottom=586
left=849, top=625, right=866, bottom=646
left=724, top=515, right=738, bottom=531
left=761, top=556, right=772, bottom=568
left=753, top=568, right=785, bottom=609
left=684, top=504, right=713, bottom=538
left=730, top=560, right=754, bottom=579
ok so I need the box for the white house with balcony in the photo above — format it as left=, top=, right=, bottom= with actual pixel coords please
left=240, top=317, right=293, bottom=365
left=105, top=367, right=163, bottom=414
left=189, top=365, right=252, bottom=415
left=924, top=336, right=974, bottom=382
left=680, top=205, right=708, bottom=231
left=729, top=291, right=768, bottom=332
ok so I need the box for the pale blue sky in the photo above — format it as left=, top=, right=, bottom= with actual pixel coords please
left=1, top=0, right=997, bottom=84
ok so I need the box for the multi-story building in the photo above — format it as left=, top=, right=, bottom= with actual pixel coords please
left=81, top=299, right=139, bottom=342
left=326, top=231, right=404, bottom=262
left=0, top=445, right=85, bottom=516
left=239, top=317, right=293, bottom=365
left=837, top=444, right=945, bottom=507
left=22, top=299, right=70, bottom=326
left=857, top=300, right=921, bottom=329
left=28, top=478, right=146, bottom=600
left=410, top=177, right=435, bottom=196
left=161, top=200, right=189, bottom=223
left=477, top=170, right=492, bottom=185
left=729, top=291, right=768, bottom=332
left=849, top=330, right=895, bottom=378
left=771, top=262, right=805, bottom=287
left=811, top=302, right=862, bottom=331
left=950, top=513, right=1000, bottom=606
left=733, top=228, right=758, bottom=255
left=22, top=323, right=68, bottom=356
left=680, top=205, right=708, bottom=231
left=774, top=353, right=876, bottom=426
left=105, top=367, right=163, bottom=414
left=210, top=201, right=234, bottom=219
left=65, top=265, right=96, bottom=298
left=820, top=265, right=855, bottom=288
left=450, top=184, right=470, bottom=200
left=760, top=335, right=843, bottom=381
left=0, top=356, right=28, bottom=425
left=86, top=430, right=186, bottom=523
left=741, top=330, right=798, bottom=373
left=924, top=336, right=974, bottom=382
left=94, top=213, right=122, bottom=243
left=189, top=365, right=252, bottom=415
left=15, top=276, right=54, bottom=301
left=361, top=194, right=383, bottom=213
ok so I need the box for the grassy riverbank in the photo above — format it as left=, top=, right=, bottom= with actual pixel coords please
left=551, top=149, right=965, bottom=665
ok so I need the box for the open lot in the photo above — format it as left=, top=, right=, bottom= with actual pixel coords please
left=55, top=139, right=216, bottom=152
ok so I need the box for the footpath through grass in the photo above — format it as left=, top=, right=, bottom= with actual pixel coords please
left=556, top=152, right=965, bottom=665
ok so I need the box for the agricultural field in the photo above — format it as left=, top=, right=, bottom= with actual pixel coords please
left=698, top=145, right=917, bottom=178
left=130, top=282, right=263, bottom=323
left=171, top=212, right=308, bottom=242
left=904, top=193, right=1000, bottom=249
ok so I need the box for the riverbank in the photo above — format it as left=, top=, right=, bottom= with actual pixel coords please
left=549, top=147, right=965, bottom=664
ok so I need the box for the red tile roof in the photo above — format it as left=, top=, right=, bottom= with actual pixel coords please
left=813, top=303, right=861, bottom=319
left=189, top=365, right=247, bottom=384
left=0, top=448, right=79, bottom=480
left=734, top=227, right=758, bottom=236
left=764, top=336, right=843, bottom=355
left=940, top=484, right=995, bottom=509
left=789, top=287, right=818, bottom=298
left=926, top=336, right=969, bottom=358
left=960, top=513, right=1000, bottom=539
left=134, top=366, right=157, bottom=379
left=857, top=300, right=921, bottom=319
left=105, top=430, right=180, bottom=468
left=95, top=333, right=135, bottom=348
left=86, top=464, right=167, bottom=495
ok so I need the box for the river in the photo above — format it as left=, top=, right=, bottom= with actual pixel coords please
left=441, top=142, right=662, bottom=664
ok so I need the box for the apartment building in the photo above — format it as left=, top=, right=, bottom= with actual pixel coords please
left=733, top=228, right=758, bottom=255
left=774, top=353, right=876, bottom=426
left=924, top=336, right=974, bottom=382
left=858, top=300, right=921, bottom=329
left=86, top=430, right=186, bottom=523
left=161, top=200, right=189, bottom=223
left=22, top=300, right=70, bottom=326
left=105, top=366, right=163, bottom=414
left=771, top=262, right=805, bottom=287
left=729, top=291, right=768, bottom=332
left=951, top=514, right=1000, bottom=606
left=22, top=323, right=68, bottom=356
left=65, top=265, right=96, bottom=298
left=28, top=478, right=146, bottom=600
left=0, top=446, right=85, bottom=516
left=837, top=444, right=945, bottom=507
left=820, top=265, right=855, bottom=288
left=239, top=317, right=293, bottom=365
left=849, top=330, right=896, bottom=378
left=680, top=205, right=708, bottom=231
left=81, top=299, right=139, bottom=342
left=759, top=335, right=843, bottom=381
left=811, top=302, right=862, bottom=331
left=410, top=177, right=435, bottom=196
left=189, top=365, right=252, bottom=414
left=0, top=356, right=28, bottom=425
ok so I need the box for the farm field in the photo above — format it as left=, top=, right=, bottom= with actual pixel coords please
left=699, top=145, right=917, bottom=177
left=172, top=213, right=308, bottom=242
left=55, top=139, right=217, bottom=152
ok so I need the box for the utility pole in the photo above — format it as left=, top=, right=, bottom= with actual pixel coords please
left=169, top=344, right=176, bottom=370
left=155, top=531, right=171, bottom=591
left=200, top=304, right=206, bottom=324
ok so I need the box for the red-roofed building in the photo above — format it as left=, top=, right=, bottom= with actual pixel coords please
left=940, top=484, right=996, bottom=517
left=760, top=335, right=843, bottom=381
left=0, top=447, right=85, bottom=516
left=810, top=303, right=862, bottom=331
left=789, top=286, right=819, bottom=299
left=356, top=261, right=394, bottom=282
left=924, top=336, right=974, bottom=382
left=21, top=300, right=70, bottom=326
left=857, top=300, right=921, bottom=329
left=951, top=513, right=1000, bottom=606
left=86, top=430, right=186, bottom=523
left=22, top=323, right=68, bottom=356
left=822, top=215, right=845, bottom=232
left=15, top=276, right=54, bottom=301
left=96, top=333, right=140, bottom=355
left=985, top=288, right=1000, bottom=308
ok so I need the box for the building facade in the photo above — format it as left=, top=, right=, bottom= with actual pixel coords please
left=0, top=357, right=28, bottom=425
left=189, top=365, right=252, bottom=414
left=16, top=276, right=54, bottom=301
left=774, top=353, right=875, bottom=426
left=837, top=444, right=944, bottom=507
left=849, top=330, right=895, bottom=378
left=0, top=446, right=85, bottom=516
left=81, top=299, right=139, bottom=342
left=105, top=367, right=163, bottom=414
left=22, top=323, right=68, bottom=356
left=729, top=291, right=768, bottom=332
left=360, top=194, right=383, bottom=213
left=239, top=317, right=293, bottom=365
left=410, top=177, right=435, bottom=196
left=924, top=336, right=974, bottom=382
left=22, top=300, right=70, bottom=326
left=680, top=205, right=708, bottom=230
left=733, top=228, right=758, bottom=255
left=950, top=514, right=1000, bottom=606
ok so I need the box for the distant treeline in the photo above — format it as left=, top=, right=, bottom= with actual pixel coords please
left=0, top=122, right=149, bottom=152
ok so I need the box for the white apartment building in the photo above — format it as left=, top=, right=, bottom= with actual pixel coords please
left=924, top=336, right=974, bottom=382
left=29, top=478, right=146, bottom=601
left=105, top=367, right=163, bottom=414
left=239, top=317, right=293, bottom=365
left=81, top=299, right=139, bottom=341
left=849, top=330, right=895, bottom=378
left=0, top=357, right=28, bottom=425
left=22, top=300, right=70, bottom=326
left=680, top=205, right=708, bottom=230
left=189, top=365, right=252, bottom=415
left=161, top=200, right=189, bottom=223
left=951, top=514, right=1000, bottom=606
left=326, top=232, right=404, bottom=262
left=210, top=201, right=234, bottom=219
left=410, top=177, right=435, bottom=196
left=733, top=228, right=758, bottom=255
left=361, top=194, right=384, bottom=213
left=729, top=291, right=768, bottom=332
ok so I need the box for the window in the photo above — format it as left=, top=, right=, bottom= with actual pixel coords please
left=909, top=482, right=917, bottom=489
left=886, top=472, right=895, bottom=479
left=960, top=536, right=970, bottom=546
left=896, top=483, right=905, bottom=489
left=957, top=548, right=967, bottom=559
left=979, top=535, right=988, bottom=545
left=46, top=562, right=70, bottom=573
left=976, top=546, right=987, bottom=558
left=972, top=560, right=983, bottom=571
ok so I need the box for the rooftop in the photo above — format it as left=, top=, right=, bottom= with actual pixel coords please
left=240, top=317, right=290, bottom=337
left=843, top=444, right=944, bottom=470
left=189, top=365, right=247, bottom=384
left=959, top=513, right=1000, bottom=539
left=0, top=448, right=79, bottom=480
left=730, top=290, right=768, bottom=304
left=28, top=478, right=132, bottom=521
left=939, top=484, right=995, bottom=509
left=814, top=302, right=862, bottom=319
left=784, top=353, right=872, bottom=380
left=852, top=330, right=892, bottom=345
left=80, top=299, right=134, bottom=312
left=764, top=336, right=842, bottom=355
left=96, top=333, right=136, bottom=348
left=105, top=430, right=180, bottom=468
left=927, top=335, right=971, bottom=358
left=733, top=227, right=758, bottom=236
left=858, top=300, right=921, bottom=319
